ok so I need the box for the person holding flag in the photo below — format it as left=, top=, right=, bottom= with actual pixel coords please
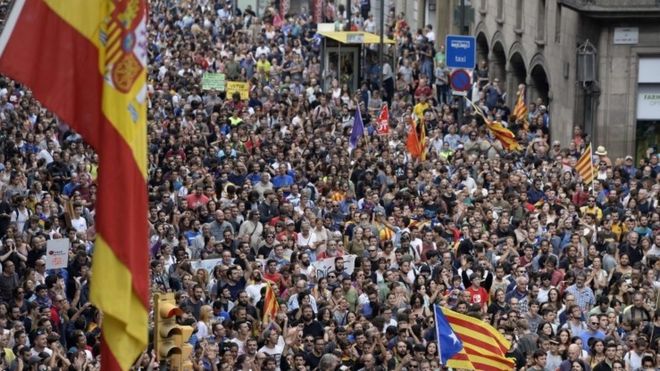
left=350, top=103, right=366, bottom=150
left=376, top=103, right=390, bottom=135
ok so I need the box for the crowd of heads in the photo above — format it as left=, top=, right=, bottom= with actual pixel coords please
left=0, top=0, right=658, bottom=370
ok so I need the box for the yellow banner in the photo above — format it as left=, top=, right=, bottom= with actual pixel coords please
left=226, top=81, right=249, bottom=100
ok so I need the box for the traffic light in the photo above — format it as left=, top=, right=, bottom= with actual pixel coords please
left=153, top=293, right=194, bottom=371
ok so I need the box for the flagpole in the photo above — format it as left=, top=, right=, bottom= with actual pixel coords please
left=590, top=143, right=597, bottom=197
left=433, top=304, right=444, bottom=368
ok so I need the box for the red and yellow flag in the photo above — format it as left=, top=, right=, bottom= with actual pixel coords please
left=262, top=281, right=279, bottom=322
left=466, top=97, right=522, bottom=152
left=0, top=1, right=149, bottom=370
left=575, top=143, right=595, bottom=185
left=405, top=115, right=427, bottom=159
left=513, top=84, right=528, bottom=126
left=443, top=307, right=516, bottom=371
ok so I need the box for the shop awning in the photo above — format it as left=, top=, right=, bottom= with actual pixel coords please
left=318, top=31, right=395, bottom=45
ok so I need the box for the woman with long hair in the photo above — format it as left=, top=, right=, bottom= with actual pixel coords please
left=425, top=342, right=438, bottom=363
left=311, top=277, right=331, bottom=307
left=487, top=288, right=510, bottom=319
left=409, top=293, right=431, bottom=321
left=196, top=304, right=213, bottom=340
left=557, top=328, right=572, bottom=356
left=588, top=339, right=606, bottom=368
left=537, top=321, right=555, bottom=338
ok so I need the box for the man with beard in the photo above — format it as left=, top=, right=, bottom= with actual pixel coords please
left=222, top=265, right=251, bottom=301
left=232, top=291, right=259, bottom=322
left=333, top=256, right=349, bottom=280
left=246, top=268, right=266, bottom=305
left=300, top=304, right=324, bottom=338
left=185, top=284, right=205, bottom=320
left=299, top=252, right=315, bottom=279
left=305, top=336, right=326, bottom=369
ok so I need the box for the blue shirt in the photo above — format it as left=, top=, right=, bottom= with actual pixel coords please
left=272, top=174, right=294, bottom=189
left=579, top=329, right=605, bottom=350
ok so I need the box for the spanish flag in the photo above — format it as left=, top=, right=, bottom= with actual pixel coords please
left=0, top=1, right=149, bottom=370
left=513, top=84, right=528, bottom=127
left=262, top=281, right=279, bottom=322
left=575, top=143, right=595, bottom=185
left=441, top=307, right=516, bottom=370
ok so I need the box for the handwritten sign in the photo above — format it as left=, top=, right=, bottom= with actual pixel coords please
left=201, top=73, right=226, bottom=91
left=226, top=81, right=249, bottom=100
left=46, top=238, right=70, bottom=270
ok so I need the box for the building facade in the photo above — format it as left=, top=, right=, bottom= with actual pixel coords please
left=472, top=0, right=660, bottom=160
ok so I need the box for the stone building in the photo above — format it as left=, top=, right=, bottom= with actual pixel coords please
left=473, top=0, right=660, bottom=160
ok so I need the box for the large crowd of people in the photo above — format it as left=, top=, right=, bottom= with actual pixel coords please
left=0, top=0, right=658, bottom=370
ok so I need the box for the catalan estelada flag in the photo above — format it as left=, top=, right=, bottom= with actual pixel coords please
left=440, top=306, right=515, bottom=371
left=513, top=84, right=528, bottom=126
left=0, top=1, right=149, bottom=370
left=262, top=281, right=278, bottom=322
left=576, top=143, right=595, bottom=185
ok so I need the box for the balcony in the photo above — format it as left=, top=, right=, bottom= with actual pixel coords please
left=559, top=0, right=660, bottom=18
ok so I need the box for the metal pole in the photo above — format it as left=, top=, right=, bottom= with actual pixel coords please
left=457, top=0, right=466, bottom=122
left=346, top=0, right=352, bottom=30
left=379, top=0, right=384, bottom=89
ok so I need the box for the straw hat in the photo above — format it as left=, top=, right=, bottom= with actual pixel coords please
left=595, top=146, right=608, bottom=156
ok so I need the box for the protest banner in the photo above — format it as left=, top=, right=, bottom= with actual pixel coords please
left=312, top=254, right=357, bottom=278
left=201, top=73, right=226, bottom=91
left=226, top=81, right=249, bottom=100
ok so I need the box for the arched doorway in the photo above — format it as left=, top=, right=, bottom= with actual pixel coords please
left=508, top=52, right=527, bottom=106
left=530, top=64, right=550, bottom=105
left=476, top=32, right=489, bottom=68
left=491, top=42, right=506, bottom=85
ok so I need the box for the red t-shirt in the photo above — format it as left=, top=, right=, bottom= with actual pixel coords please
left=467, top=286, right=489, bottom=308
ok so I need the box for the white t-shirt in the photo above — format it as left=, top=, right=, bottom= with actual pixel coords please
left=71, top=216, right=88, bottom=233
left=246, top=282, right=266, bottom=305
left=259, top=336, right=285, bottom=370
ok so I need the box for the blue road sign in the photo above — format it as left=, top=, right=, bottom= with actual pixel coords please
left=445, top=35, right=476, bottom=69
left=450, top=69, right=471, bottom=92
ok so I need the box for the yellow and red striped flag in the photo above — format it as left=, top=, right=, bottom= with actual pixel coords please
left=0, top=1, right=149, bottom=370
left=465, top=97, right=522, bottom=152
left=513, top=84, right=528, bottom=126
left=262, top=281, right=279, bottom=322
left=442, top=307, right=516, bottom=371
left=575, top=143, right=595, bottom=185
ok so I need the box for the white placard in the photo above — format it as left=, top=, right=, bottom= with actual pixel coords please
left=312, top=254, right=357, bottom=278
left=613, top=27, right=638, bottom=45
left=46, top=238, right=70, bottom=270
left=190, top=258, right=224, bottom=273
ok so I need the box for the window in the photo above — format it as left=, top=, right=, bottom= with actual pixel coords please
left=515, top=0, right=524, bottom=30
left=555, top=3, right=562, bottom=43
left=537, top=0, right=546, bottom=42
